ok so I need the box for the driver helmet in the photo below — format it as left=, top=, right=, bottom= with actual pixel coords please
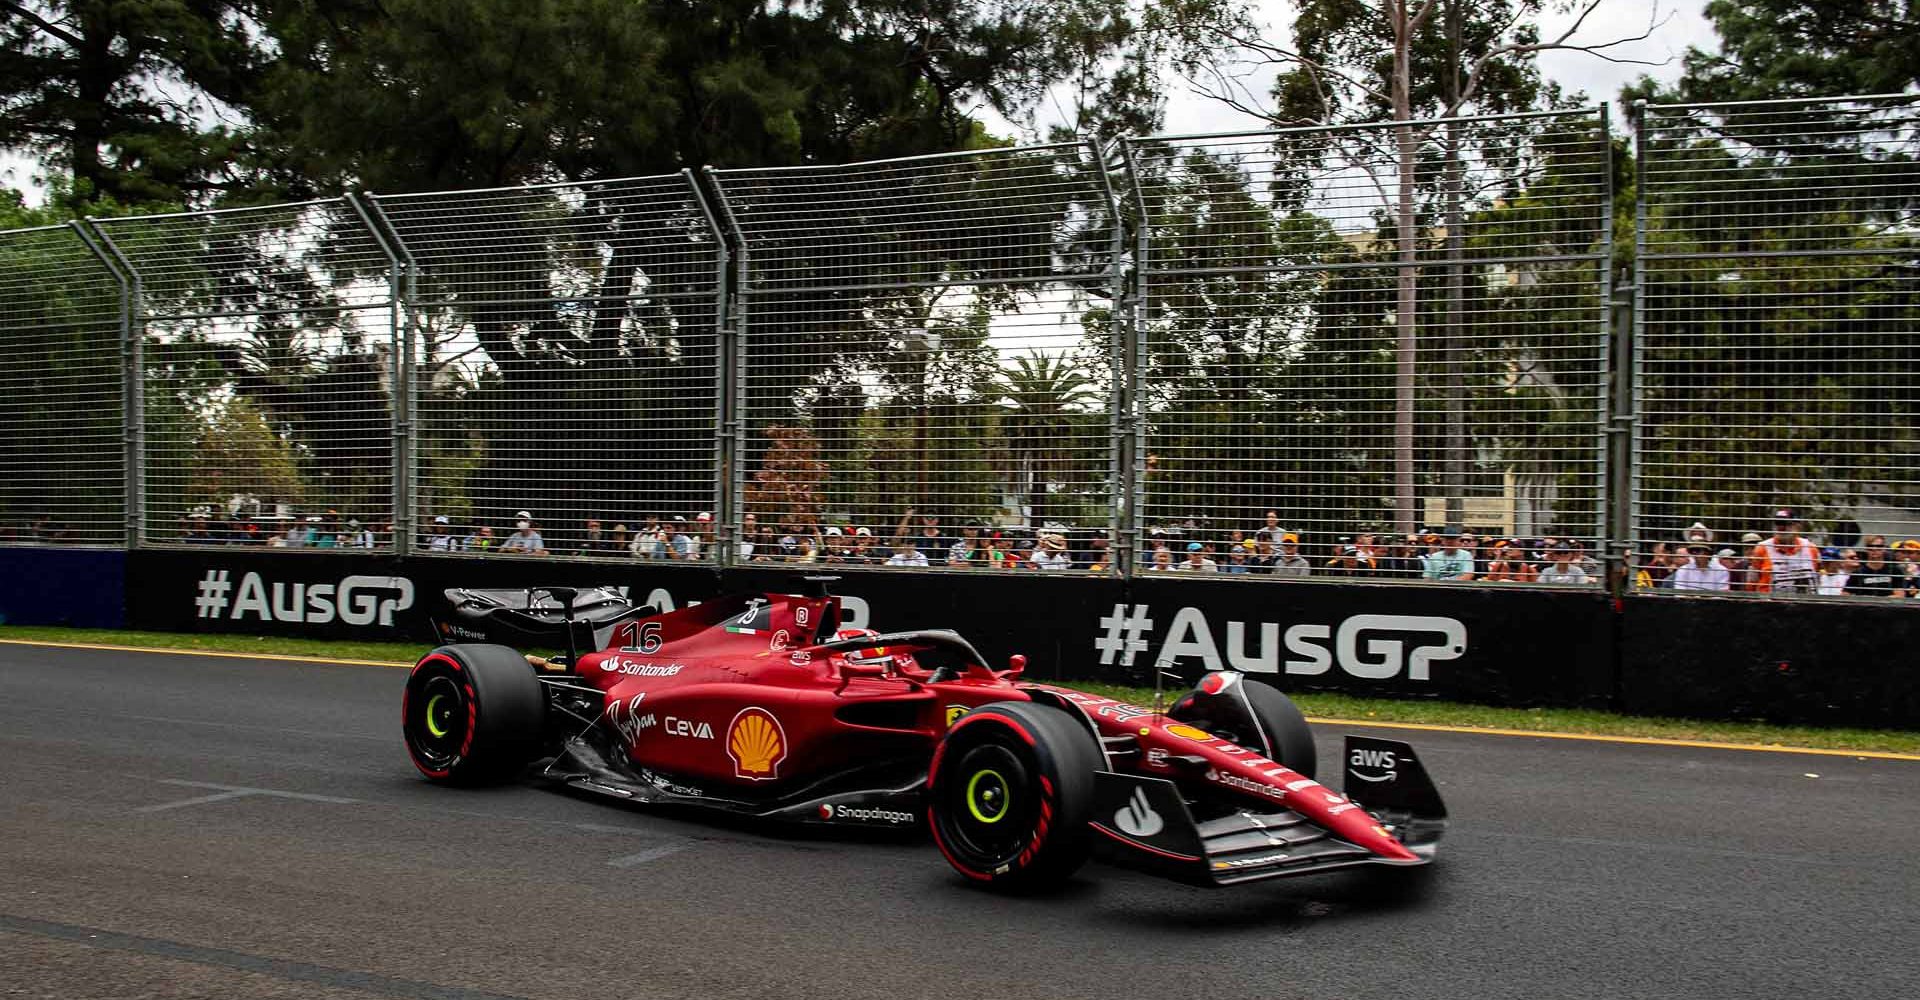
left=833, top=627, right=915, bottom=672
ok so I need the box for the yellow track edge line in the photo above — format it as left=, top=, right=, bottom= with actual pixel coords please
left=1306, top=716, right=1920, bottom=761
left=6, top=637, right=1917, bottom=762
left=0, top=637, right=411, bottom=670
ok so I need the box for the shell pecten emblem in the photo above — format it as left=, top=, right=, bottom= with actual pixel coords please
left=727, top=707, right=787, bottom=780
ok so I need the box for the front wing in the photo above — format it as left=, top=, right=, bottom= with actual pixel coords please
left=1089, top=736, right=1446, bottom=887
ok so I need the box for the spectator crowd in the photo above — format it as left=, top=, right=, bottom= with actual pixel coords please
left=156, top=501, right=1920, bottom=599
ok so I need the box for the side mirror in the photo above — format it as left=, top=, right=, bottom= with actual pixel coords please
left=998, top=654, right=1027, bottom=680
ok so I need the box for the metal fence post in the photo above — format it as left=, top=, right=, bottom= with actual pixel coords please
left=685, top=168, right=735, bottom=569
left=78, top=219, right=142, bottom=547
left=703, top=166, right=750, bottom=571
left=1086, top=138, right=1130, bottom=577
left=347, top=192, right=413, bottom=554
left=1627, top=100, right=1648, bottom=574
left=1595, top=103, right=1624, bottom=594
left=1115, top=138, right=1150, bottom=579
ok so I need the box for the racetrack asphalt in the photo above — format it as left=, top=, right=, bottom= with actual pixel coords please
left=2, top=644, right=1915, bottom=1000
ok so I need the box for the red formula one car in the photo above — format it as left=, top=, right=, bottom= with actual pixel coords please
left=404, top=580, right=1446, bottom=890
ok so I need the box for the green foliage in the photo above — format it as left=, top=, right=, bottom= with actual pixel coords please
left=0, top=1, right=271, bottom=208
left=1630, top=0, right=1920, bottom=105
left=250, top=0, right=1152, bottom=191
left=0, top=220, right=124, bottom=538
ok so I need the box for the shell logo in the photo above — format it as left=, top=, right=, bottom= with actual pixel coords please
left=727, top=706, right=787, bottom=780
left=1164, top=723, right=1214, bottom=741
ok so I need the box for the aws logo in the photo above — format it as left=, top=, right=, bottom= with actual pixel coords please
left=1348, top=747, right=1399, bottom=783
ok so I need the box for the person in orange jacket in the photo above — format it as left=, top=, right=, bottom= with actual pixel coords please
left=1747, top=507, right=1822, bottom=594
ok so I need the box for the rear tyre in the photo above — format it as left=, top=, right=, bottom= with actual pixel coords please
left=927, top=702, right=1100, bottom=892
left=402, top=644, right=544, bottom=784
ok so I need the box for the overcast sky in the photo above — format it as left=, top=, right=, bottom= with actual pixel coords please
left=1, top=1, right=1717, bottom=207
left=1158, top=0, right=1717, bottom=136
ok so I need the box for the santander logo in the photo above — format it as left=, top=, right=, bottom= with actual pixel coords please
left=1113, top=786, right=1164, bottom=837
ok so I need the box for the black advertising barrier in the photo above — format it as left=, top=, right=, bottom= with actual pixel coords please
left=1123, top=573, right=1618, bottom=707
left=0, top=548, right=127, bottom=628
left=124, top=548, right=1615, bottom=708
left=110, top=547, right=1920, bottom=723
left=1618, top=593, right=1920, bottom=728
left=124, top=547, right=722, bottom=642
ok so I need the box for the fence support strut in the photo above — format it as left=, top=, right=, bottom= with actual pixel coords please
left=73, top=220, right=142, bottom=548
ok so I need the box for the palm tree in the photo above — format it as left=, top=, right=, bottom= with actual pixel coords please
left=995, top=352, right=1100, bottom=523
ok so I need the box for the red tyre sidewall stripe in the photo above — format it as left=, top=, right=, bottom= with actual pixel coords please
left=403, top=653, right=463, bottom=780
left=928, top=712, right=1049, bottom=881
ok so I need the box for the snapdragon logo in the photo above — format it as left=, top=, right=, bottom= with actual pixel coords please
left=819, top=803, right=915, bottom=825
left=197, top=569, right=414, bottom=627
left=1094, top=604, right=1466, bottom=682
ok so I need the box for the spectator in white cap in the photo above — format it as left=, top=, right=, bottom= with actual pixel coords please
left=502, top=516, right=547, bottom=556
left=683, top=511, right=712, bottom=561
left=425, top=514, right=454, bottom=552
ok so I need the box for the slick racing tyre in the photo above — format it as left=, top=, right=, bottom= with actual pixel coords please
left=927, top=702, right=1100, bottom=891
left=1171, top=672, right=1317, bottom=780
left=403, top=644, right=544, bottom=785
left=1240, top=680, right=1317, bottom=780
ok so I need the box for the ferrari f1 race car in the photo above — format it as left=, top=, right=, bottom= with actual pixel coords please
left=402, top=580, right=1447, bottom=890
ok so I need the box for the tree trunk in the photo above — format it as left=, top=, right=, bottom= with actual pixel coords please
left=1392, top=1, right=1418, bottom=537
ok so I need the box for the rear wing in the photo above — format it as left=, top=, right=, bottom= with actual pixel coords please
left=428, top=586, right=651, bottom=654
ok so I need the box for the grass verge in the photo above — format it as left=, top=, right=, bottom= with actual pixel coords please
left=6, top=625, right=1918, bottom=757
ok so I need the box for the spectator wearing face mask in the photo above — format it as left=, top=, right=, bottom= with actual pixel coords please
left=502, top=516, right=548, bottom=556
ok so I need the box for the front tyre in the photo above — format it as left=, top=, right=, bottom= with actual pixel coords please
left=927, top=702, right=1100, bottom=891
left=402, top=644, right=544, bottom=784
left=1170, top=672, right=1317, bottom=780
